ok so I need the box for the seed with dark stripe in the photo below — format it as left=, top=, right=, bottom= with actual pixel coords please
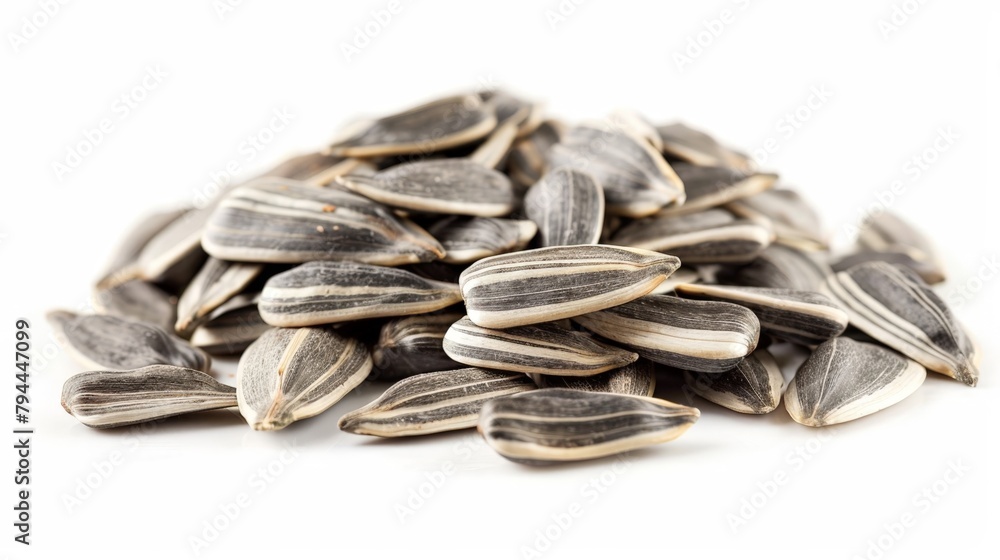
left=524, top=167, right=604, bottom=247
left=508, top=120, right=564, bottom=187
left=372, top=313, right=465, bottom=380
left=96, top=208, right=189, bottom=290
left=718, top=244, right=832, bottom=291
left=682, top=350, right=783, bottom=414
left=92, top=279, right=177, bottom=333
left=611, top=209, right=773, bottom=264
left=534, top=359, right=656, bottom=397
left=726, top=188, right=826, bottom=251
left=175, top=258, right=263, bottom=337
left=833, top=212, right=945, bottom=284
left=428, top=217, right=537, bottom=264
left=190, top=293, right=270, bottom=355
left=657, top=122, right=751, bottom=169
left=656, top=163, right=777, bottom=218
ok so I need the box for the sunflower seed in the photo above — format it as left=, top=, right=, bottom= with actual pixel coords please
left=524, top=167, right=604, bottom=246
left=335, top=159, right=517, bottom=217
left=675, top=284, right=848, bottom=345
left=92, top=279, right=177, bottom=332
left=610, top=209, right=773, bottom=264
left=460, top=245, right=681, bottom=329
left=372, top=313, right=465, bottom=380
left=785, top=338, right=926, bottom=427
left=682, top=350, right=783, bottom=414
left=328, top=94, right=497, bottom=157
left=649, top=267, right=701, bottom=295
left=443, top=316, right=638, bottom=376
left=95, top=208, right=189, bottom=290
left=468, top=117, right=520, bottom=169
left=47, top=310, right=211, bottom=372
left=175, top=258, right=263, bottom=337
left=657, top=122, right=751, bottom=169
left=508, top=119, right=564, bottom=187
left=61, top=365, right=237, bottom=429
left=656, top=164, right=777, bottom=218
left=534, top=359, right=655, bottom=397
left=301, top=157, right=376, bottom=187
left=718, top=244, right=832, bottom=291
left=726, top=188, right=826, bottom=251
left=833, top=212, right=945, bottom=284
left=237, top=327, right=372, bottom=430
left=260, top=151, right=345, bottom=181
left=259, top=261, right=463, bottom=327
left=483, top=90, right=543, bottom=137
left=610, top=109, right=663, bottom=151
left=190, top=293, right=270, bottom=355
left=338, top=367, right=536, bottom=437
left=428, top=217, right=537, bottom=264
left=573, top=295, right=760, bottom=373
left=135, top=206, right=211, bottom=289
left=202, top=178, right=444, bottom=265
left=822, top=262, right=978, bottom=386
left=478, top=389, right=700, bottom=464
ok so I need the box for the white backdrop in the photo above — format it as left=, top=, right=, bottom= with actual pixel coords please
left=2, top=1, right=998, bottom=559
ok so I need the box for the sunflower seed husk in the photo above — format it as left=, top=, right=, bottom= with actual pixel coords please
left=189, top=293, right=270, bottom=355
left=372, top=313, right=465, bottom=380
left=610, top=209, right=773, bottom=264
left=468, top=117, right=520, bottom=169
left=718, top=244, right=832, bottom=291
left=259, top=261, right=463, bottom=327
left=335, top=159, right=517, bottom=217
left=328, top=94, right=497, bottom=157
left=478, top=389, right=700, bottom=464
left=785, top=338, right=926, bottom=427
left=524, top=167, right=604, bottom=246
left=61, top=365, right=237, bottom=429
left=574, top=295, right=760, bottom=373
left=460, top=245, right=681, bottom=329
left=175, top=258, right=263, bottom=337
left=534, top=359, right=655, bottom=397
left=657, top=122, right=751, bottom=169
left=237, top=327, right=372, bottom=430
left=482, top=90, right=539, bottom=134
left=96, top=208, right=189, bottom=290
left=48, top=310, right=211, bottom=372
left=135, top=206, right=211, bottom=290
left=610, top=109, right=663, bottom=151
left=675, top=284, right=848, bottom=346
left=301, top=157, right=375, bottom=187
left=649, top=267, right=701, bottom=295
left=443, top=316, right=638, bottom=376
left=508, top=119, right=564, bottom=187
left=338, top=367, right=536, bottom=437
left=202, top=178, right=445, bottom=265
left=682, top=350, right=783, bottom=414
left=92, top=279, right=177, bottom=332
left=822, top=262, right=978, bottom=386
left=428, top=217, right=537, bottom=264
left=655, top=164, right=777, bottom=218
left=260, top=151, right=345, bottom=181
left=726, top=188, right=826, bottom=251
left=833, top=212, right=945, bottom=284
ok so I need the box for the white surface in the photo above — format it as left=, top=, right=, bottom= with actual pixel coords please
left=2, top=1, right=998, bottom=558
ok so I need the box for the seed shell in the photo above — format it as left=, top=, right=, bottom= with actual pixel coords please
left=657, top=122, right=751, bottom=169
left=372, top=313, right=465, bottom=380
left=682, top=350, right=783, bottom=414
left=428, top=217, right=537, bottom=264
left=718, top=244, right=832, bottom=291
left=92, top=279, right=177, bottom=332
left=534, top=359, right=656, bottom=397
left=96, top=208, right=189, bottom=290
left=524, top=167, right=604, bottom=247
left=175, top=257, right=263, bottom=337
left=726, top=188, right=827, bottom=251
left=656, top=164, right=777, bottom=218
left=611, top=209, right=773, bottom=264
left=189, top=293, right=270, bottom=355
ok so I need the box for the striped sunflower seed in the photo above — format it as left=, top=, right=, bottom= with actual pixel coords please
left=95, top=208, right=189, bottom=290
left=335, top=159, right=517, bottom=217
left=372, top=313, right=465, bottom=380
left=260, top=151, right=345, bottom=181
left=47, top=310, right=210, bottom=372
left=443, top=316, right=639, bottom=376
left=61, top=365, right=237, bottom=429
left=682, top=350, right=783, bottom=414
left=428, top=216, right=537, bottom=264
left=136, top=206, right=211, bottom=290
left=610, top=109, right=663, bottom=151
left=534, top=359, right=656, bottom=397
left=833, top=212, right=945, bottom=284
left=190, top=293, right=270, bottom=355
left=175, top=258, right=263, bottom=337
left=657, top=122, right=751, bottom=169
left=656, top=163, right=777, bottom=218
left=92, top=279, right=177, bottom=332
left=523, top=167, right=604, bottom=247
left=459, top=245, right=681, bottom=329
left=259, top=261, right=463, bottom=327
left=202, top=178, right=444, bottom=265
left=482, top=90, right=541, bottom=136
left=237, top=327, right=372, bottom=430
left=610, top=208, right=773, bottom=264
left=823, top=262, right=979, bottom=386
left=726, top=188, right=827, bottom=251
left=573, top=294, right=760, bottom=373
left=478, top=389, right=700, bottom=464
left=675, top=283, right=849, bottom=345
left=718, top=244, right=832, bottom=291
left=328, top=94, right=497, bottom=157
left=468, top=117, right=521, bottom=169
left=649, top=267, right=700, bottom=295
left=785, top=338, right=926, bottom=427
left=338, top=367, right=536, bottom=437
left=508, top=120, right=564, bottom=187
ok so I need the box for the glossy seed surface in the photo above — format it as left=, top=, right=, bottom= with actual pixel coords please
left=682, top=350, right=783, bottom=414
left=428, top=217, right=537, bottom=264
left=524, top=167, right=604, bottom=246
left=372, top=313, right=465, bottom=380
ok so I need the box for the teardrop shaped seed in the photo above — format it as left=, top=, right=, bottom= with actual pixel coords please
left=443, top=316, right=639, bottom=376
left=833, top=212, right=945, bottom=284
left=726, top=188, right=827, bottom=251
left=573, top=295, right=760, bottom=373
left=478, top=389, right=700, bottom=464
left=611, top=209, right=773, bottom=264
left=92, top=279, right=177, bottom=332
left=96, top=208, right=189, bottom=290
left=372, top=313, right=465, bottom=380
left=657, top=122, right=752, bottom=169
left=682, top=350, right=784, bottom=414
left=190, top=293, right=270, bottom=355
left=675, top=284, right=848, bottom=345
left=822, top=262, right=979, bottom=386
left=338, top=367, right=536, bottom=437
left=428, top=217, right=537, bottom=264
left=460, top=245, right=681, bottom=329
left=175, top=258, right=263, bottom=337
left=61, top=365, right=237, bottom=429
left=328, top=94, right=497, bottom=157
left=656, top=164, right=777, bottom=218
left=508, top=120, right=564, bottom=187
left=785, top=338, right=926, bottom=427
left=259, top=261, right=463, bottom=327
left=136, top=205, right=212, bottom=288
left=718, top=244, right=832, bottom=291
left=202, top=178, right=444, bottom=265
left=47, top=310, right=211, bottom=372
left=524, top=167, right=605, bottom=246
left=535, top=359, right=656, bottom=397
left=237, top=327, right=372, bottom=430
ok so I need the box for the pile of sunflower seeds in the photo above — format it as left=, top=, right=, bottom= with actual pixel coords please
left=56, top=91, right=980, bottom=464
